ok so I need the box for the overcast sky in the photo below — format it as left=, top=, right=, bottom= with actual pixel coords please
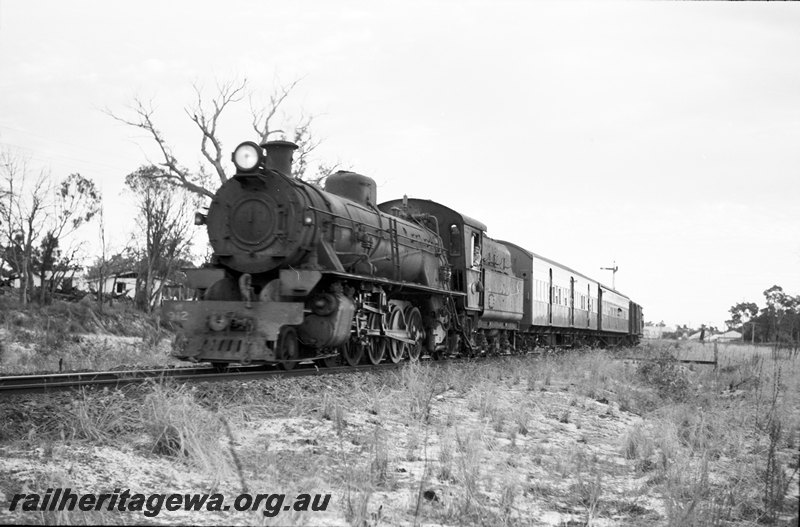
left=1, top=1, right=798, bottom=328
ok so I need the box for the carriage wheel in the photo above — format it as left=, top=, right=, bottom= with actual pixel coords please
left=341, top=338, right=363, bottom=367
left=388, top=306, right=408, bottom=363
left=366, top=313, right=386, bottom=365
left=405, top=306, right=424, bottom=362
left=278, top=327, right=299, bottom=370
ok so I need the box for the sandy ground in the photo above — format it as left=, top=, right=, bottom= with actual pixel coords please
left=0, top=371, right=674, bottom=526
left=1, top=347, right=797, bottom=526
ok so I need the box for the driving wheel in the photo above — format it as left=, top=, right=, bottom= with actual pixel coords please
left=341, top=338, right=363, bottom=367
left=405, top=306, right=424, bottom=362
left=366, top=312, right=386, bottom=365
left=388, top=305, right=408, bottom=363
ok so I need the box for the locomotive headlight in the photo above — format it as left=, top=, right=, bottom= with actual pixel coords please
left=232, top=142, right=262, bottom=172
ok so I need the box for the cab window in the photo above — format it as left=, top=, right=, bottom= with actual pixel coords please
left=449, top=224, right=461, bottom=256
left=470, top=233, right=481, bottom=269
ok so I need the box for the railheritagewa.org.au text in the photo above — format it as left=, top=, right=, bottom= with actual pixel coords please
left=8, top=488, right=331, bottom=517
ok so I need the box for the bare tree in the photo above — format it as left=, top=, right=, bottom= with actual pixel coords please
left=100, top=200, right=107, bottom=307
left=36, top=173, right=100, bottom=303
left=0, top=149, right=50, bottom=304
left=125, top=165, right=196, bottom=313
left=107, top=95, right=215, bottom=199
left=107, top=77, right=327, bottom=198
left=250, top=78, right=300, bottom=145
left=95, top=199, right=108, bottom=311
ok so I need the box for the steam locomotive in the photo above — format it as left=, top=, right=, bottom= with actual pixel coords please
left=162, top=140, right=643, bottom=368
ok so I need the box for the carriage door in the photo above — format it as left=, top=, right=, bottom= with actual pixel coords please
left=597, top=288, right=603, bottom=331
left=465, top=229, right=483, bottom=311
left=547, top=268, right=553, bottom=325
left=569, top=277, right=575, bottom=327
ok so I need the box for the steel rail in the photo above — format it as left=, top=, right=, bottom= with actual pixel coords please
left=0, top=362, right=403, bottom=395
left=616, top=356, right=717, bottom=365
left=0, top=348, right=550, bottom=395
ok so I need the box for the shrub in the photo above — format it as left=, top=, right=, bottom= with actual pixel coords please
left=637, top=353, right=690, bottom=401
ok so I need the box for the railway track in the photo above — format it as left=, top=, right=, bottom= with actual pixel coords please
left=0, top=362, right=403, bottom=395
left=0, top=348, right=605, bottom=396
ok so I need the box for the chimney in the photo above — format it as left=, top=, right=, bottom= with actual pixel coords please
left=262, top=140, right=298, bottom=177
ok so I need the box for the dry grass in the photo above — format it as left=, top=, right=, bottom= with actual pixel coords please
left=617, top=341, right=800, bottom=525
left=1, top=339, right=798, bottom=525
left=140, top=384, right=238, bottom=481
left=0, top=296, right=177, bottom=374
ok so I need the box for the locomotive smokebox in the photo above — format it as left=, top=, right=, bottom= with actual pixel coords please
left=324, top=171, right=377, bottom=207
left=263, top=140, right=298, bottom=177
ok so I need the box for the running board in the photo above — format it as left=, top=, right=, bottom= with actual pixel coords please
left=322, top=270, right=464, bottom=297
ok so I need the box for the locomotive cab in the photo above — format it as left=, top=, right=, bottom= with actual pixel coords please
left=377, top=198, right=523, bottom=353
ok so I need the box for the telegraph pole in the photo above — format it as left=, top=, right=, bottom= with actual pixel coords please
left=601, top=260, right=618, bottom=289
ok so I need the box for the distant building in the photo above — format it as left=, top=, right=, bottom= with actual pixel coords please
left=84, top=271, right=173, bottom=303
left=10, top=272, right=46, bottom=289
left=4, top=270, right=177, bottom=304
left=643, top=324, right=675, bottom=339
left=84, top=272, right=139, bottom=299
left=688, top=329, right=727, bottom=341
left=688, top=331, right=704, bottom=341
left=709, top=330, right=742, bottom=342
left=11, top=271, right=81, bottom=291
